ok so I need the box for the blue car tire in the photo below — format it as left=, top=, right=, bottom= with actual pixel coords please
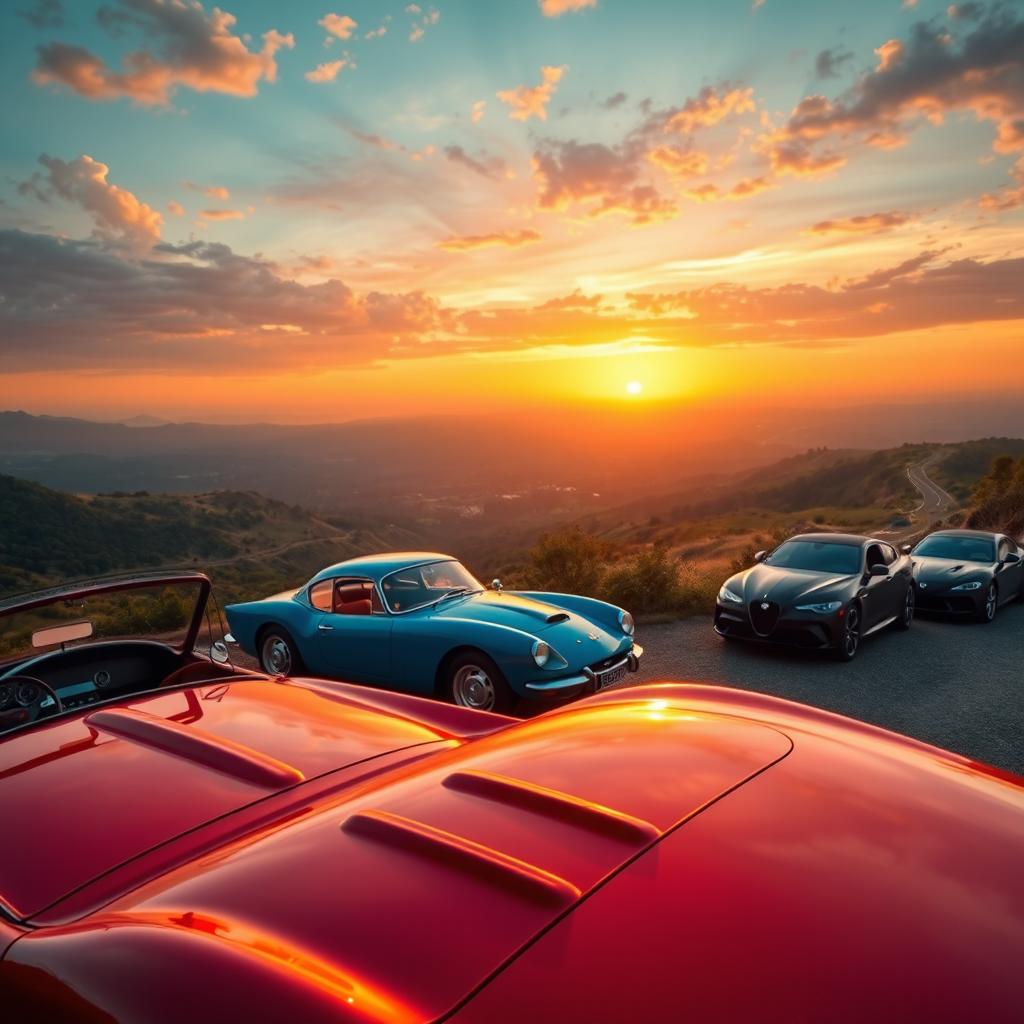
left=259, top=626, right=304, bottom=677
left=444, top=651, right=514, bottom=713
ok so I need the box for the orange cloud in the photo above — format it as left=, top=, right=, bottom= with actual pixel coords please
left=319, top=13, right=357, bottom=40
left=4, top=231, right=1023, bottom=374
left=806, top=210, right=913, bottom=234
left=497, top=65, right=566, bottom=122
left=305, top=58, right=352, bottom=83
left=437, top=229, right=542, bottom=251
left=663, top=86, right=755, bottom=135
left=471, top=100, right=487, bottom=123
left=19, top=154, right=162, bottom=247
left=767, top=4, right=1024, bottom=193
left=167, top=200, right=185, bottom=216
left=532, top=139, right=677, bottom=224
left=200, top=209, right=245, bottom=221
left=539, top=0, right=597, bottom=15
left=186, top=182, right=230, bottom=200
left=32, top=2, right=293, bottom=106
left=647, top=146, right=709, bottom=179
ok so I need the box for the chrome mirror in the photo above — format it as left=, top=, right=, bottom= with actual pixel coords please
left=491, top=578, right=503, bottom=591
left=210, top=641, right=230, bottom=665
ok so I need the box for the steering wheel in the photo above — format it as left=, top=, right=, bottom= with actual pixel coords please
left=0, top=674, right=64, bottom=728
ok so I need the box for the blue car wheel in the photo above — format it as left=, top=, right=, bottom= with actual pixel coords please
left=259, top=627, right=303, bottom=677
left=445, top=652, right=513, bottom=713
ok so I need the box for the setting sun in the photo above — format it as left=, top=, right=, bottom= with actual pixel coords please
left=626, top=381, right=644, bottom=396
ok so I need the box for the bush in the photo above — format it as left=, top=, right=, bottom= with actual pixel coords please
left=525, top=527, right=607, bottom=596
left=604, top=544, right=680, bottom=615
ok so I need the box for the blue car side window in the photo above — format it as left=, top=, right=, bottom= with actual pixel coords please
left=309, top=580, right=333, bottom=611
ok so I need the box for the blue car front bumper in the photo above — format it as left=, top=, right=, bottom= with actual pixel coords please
left=523, top=643, right=643, bottom=698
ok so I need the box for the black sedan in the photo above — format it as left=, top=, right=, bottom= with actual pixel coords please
left=911, top=529, right=1023, bottom=622
left=714, top=533, right=915, bottom=661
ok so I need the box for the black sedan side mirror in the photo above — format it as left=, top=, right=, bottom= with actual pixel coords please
left=753, top=550, right=767, bottom=563
left=868, top=563, right=889, bottom=577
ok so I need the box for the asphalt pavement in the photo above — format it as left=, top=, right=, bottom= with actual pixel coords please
left=631, top=602, right=1024, bottom=776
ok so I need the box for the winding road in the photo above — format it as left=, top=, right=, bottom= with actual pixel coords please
left=906, top=454, right=957, bottom=523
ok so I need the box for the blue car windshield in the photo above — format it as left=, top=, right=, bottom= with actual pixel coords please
left=380, top=561, right=482, bottom=613
left=914, top=535, right=994, bottom=562
left=765, top=541, right=861, bottom=575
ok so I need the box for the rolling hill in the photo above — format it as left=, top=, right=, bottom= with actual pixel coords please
left=0, top=474, right=423, bottom=602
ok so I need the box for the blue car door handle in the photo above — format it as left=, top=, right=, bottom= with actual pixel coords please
left=318, top=623, right=334, bottom=632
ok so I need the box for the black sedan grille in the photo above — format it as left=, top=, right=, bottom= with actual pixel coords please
left=749, top=600, right=780, bottom=637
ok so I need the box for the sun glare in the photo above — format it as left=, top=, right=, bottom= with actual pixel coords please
left=626, top=380, right=644, bottom=396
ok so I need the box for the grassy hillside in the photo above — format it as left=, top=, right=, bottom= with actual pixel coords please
left=962, top=454, right=1024, bottom=537
left=931, top=438, right=1024, bottom=503
left=0, top=474, right=423, bottom=602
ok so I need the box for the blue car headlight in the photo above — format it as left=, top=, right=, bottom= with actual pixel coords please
left=718, top=585, right=743, bottom=605
left=951, top=580, right=983, bottom=591
left=618, top=610, right=635, bottom=635
left=532, top=640, right=568, bottom=670
left=795, top=600, right=843, bottom=614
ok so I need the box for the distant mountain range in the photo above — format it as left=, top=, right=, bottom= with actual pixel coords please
left=3, top=432, right=1022, bottom=599
left=3, top=397, right=1023, bottom=510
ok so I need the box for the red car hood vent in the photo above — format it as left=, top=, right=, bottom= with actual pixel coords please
left=0, top=679, right=449, bottom=920
left=70, top=696, right=791, bottom=1022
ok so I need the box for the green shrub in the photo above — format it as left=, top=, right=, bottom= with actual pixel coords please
left=524, top=527, right=607, bottom=596
left=604, top=544, right=680, bottom=615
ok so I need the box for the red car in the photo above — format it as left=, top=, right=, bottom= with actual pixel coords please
left=1, top=573, right=1022, bottom=1022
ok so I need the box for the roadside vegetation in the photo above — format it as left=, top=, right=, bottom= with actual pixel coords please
left=965, top=455, right=1024, bottom=537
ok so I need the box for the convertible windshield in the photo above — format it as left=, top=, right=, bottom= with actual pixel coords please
left=914, top=535, right=995, bottom=563
left=380, top=561, right=482, bottom=613
left=765, top=540, right=862, bottom=575
left=0, top=579, right=204, bottom=667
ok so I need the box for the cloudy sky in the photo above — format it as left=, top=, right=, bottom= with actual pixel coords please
left=1, top=0, right=1022, bottom=422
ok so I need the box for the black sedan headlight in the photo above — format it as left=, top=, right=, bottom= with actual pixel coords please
left=718, top=584, right=743, bottom=605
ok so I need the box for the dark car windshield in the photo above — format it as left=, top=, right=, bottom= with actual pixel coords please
left=914, top=535, right=995, bottom=563
left=765, top=540, right=861, bottom=575
left=380, top=560, right=482, bottom=613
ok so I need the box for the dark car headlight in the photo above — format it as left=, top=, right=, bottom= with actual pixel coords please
left=718, top=585, right=743, bottom=605
left=795, top=600, right=843, bottom=613
left=950, top=580, right=983, bottom=592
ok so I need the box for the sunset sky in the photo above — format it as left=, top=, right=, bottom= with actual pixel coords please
left=1, top=0, right=1022, bottom=422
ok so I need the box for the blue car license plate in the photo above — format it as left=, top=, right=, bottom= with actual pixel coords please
left=597, top=663, right=627, bottom=690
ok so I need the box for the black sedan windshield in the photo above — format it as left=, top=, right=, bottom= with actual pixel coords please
left=765, top=541, right=861, bottom=575
left=914, top=535, right=994, bottom=562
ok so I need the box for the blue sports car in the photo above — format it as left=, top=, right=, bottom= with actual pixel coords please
left=224, top=552, right=642, bottom=712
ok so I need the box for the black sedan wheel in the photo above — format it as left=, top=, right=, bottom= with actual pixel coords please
left=259, top=628, right=303, bottom=676
left=895, top=585, right=914, bottom=631
left=833, top=605, right=860, bottom=662
left=445, top=652, right=514, bottom=713
left=977, top=583, right=998, bottom=624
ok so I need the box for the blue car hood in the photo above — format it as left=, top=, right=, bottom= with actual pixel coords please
left=430, top=591, right=625, bottom=664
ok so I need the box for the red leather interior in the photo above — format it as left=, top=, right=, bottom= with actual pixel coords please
left=337, top=598, right=372, bottom=616
left=334, top=583, right=373, bottom=616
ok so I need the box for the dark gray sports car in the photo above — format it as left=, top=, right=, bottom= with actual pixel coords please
left=714, top=533, right=915, bottom=661
left=911, top=529, right=1023, bottom=622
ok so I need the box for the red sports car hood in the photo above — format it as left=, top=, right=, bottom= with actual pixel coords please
left=0, top=678, right=451, bottom=920
left=6, top=689, right=792, bottom=1023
